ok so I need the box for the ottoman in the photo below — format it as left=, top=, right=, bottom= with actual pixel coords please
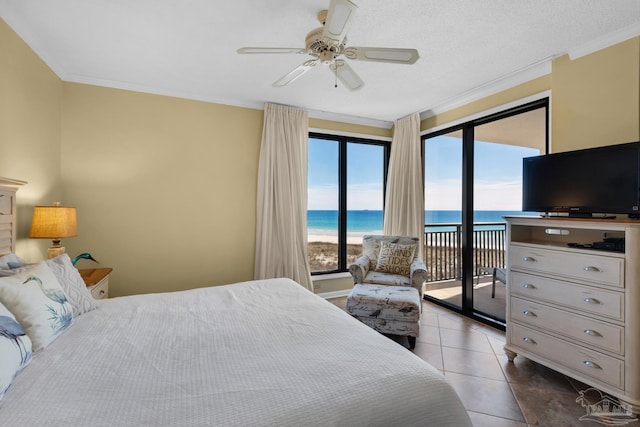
left=346, top=283, right=421, bottom=349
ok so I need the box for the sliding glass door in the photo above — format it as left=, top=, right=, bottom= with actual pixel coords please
left=423, top=131, right=463, bottom=310
left=423, top=99, right=548, bottom=326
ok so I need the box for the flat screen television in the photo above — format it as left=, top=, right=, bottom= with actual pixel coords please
left=522, top=141, right=640, bottom=218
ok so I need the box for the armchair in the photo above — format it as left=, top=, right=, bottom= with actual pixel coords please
left=348, top=235, right=427, bottom=298
left=346, top=235, right=427, bottom=349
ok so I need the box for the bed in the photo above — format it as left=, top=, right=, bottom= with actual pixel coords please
left=0, top=180, right=471, bottom=426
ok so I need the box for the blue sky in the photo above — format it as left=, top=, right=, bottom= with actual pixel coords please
left=308, top=136, right=540, bottom=210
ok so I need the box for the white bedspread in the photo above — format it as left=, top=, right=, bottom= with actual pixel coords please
left=0, top=278, right=471, bottom=426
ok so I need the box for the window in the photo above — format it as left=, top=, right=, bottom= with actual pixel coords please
left=308, top=133, right=389, bottom=274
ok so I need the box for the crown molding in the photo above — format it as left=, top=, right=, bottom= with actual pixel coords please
left=419, top=58, right=552, bottom=121
left=306, top=109, right=393, bottom=129
left=568, top=22, right=640, bottom=60
left=63, top=74, right=394, bottom=129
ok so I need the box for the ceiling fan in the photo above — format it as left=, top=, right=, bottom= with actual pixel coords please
left=237, top=0, right=420, bottom=90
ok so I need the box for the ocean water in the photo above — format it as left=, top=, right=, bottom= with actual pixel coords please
left=307, top=210, right=535, bottom=236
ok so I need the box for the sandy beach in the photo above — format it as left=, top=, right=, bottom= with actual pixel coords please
left=307, top=234, right=363, bottom=272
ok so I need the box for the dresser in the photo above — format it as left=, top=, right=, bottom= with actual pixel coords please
left=505, top=216, right=640, bottom=413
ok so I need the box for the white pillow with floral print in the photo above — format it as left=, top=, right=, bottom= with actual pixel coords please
left=0, top=261, right=73, bottom=351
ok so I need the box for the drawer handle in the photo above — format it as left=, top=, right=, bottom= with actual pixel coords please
left=584, top=329, right=602, bottom=337
left=583, top=360, right=602, bottom=370
left=583, top=297, right=601, bottom=305
left=583, top=266, right=601, bottom=273
left=523, top=310, right=537, bottom=317
left=522, top=283, right=536, bottom=290
left=522, top=256, right=536, bottom=262
left=522, top=337, right=537, bottom=344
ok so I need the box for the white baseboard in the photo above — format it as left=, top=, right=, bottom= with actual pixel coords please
left=318, top=289, right=351, bottom=299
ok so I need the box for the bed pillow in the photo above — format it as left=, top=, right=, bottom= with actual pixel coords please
left=375, top=241, right=416, bottom=276
left=0, top=253, right=29, bottom=277
left=0, top=300, right=32, bottom=402
left=46, top=254, right=97, bottom=316
left=0, top=261, right=73, bottom=351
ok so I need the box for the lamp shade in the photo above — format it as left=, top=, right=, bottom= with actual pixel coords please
left=29, top=205, right=78, bottom=239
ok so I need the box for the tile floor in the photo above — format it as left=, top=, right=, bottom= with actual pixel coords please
left=328, top=296, right=634, bottom=427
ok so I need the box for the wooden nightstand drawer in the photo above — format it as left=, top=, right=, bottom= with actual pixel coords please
left=80, top=267, right=112, bottom=300
left=89, top=280, right=108, bottom=299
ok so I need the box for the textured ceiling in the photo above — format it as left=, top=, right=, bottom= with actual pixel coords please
left=1, top=0, right=639, bottom=127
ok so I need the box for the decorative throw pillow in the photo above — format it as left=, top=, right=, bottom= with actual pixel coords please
left=375, top=241, right=416, bottom=276
left=46, top=254, right=97, bottom=317
left=0, top=261, right=73, bottom=351
left=0, top=253, right=29, bottom=277
left=0, top=301, right=32, bottom=402
left=0, top=253, right=25, bottom=270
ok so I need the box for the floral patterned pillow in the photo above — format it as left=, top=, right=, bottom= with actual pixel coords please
left=0, top=261, right=73, bottom=351
left=375, top=241, right=416, bottom=276
left=0, top=301, right=32, bottom=402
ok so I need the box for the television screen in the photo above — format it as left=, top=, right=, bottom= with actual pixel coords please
left=522, top=141, right=640, bottom=216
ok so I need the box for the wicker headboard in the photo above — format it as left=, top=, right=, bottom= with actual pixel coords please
left=0, top=177, right=27, bottom=255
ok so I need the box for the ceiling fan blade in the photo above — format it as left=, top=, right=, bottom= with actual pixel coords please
left=322, top=0, right=358, bottom=46
left=343, top=47, right=420, bottom=64
left=330, top=59, right=364, bottom=91
left=273, top=60, right=318, bottom=87
left=237, top=47, right=308, bottom=54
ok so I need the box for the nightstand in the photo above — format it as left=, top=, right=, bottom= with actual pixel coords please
left=79, top=267, right=113, bottom=300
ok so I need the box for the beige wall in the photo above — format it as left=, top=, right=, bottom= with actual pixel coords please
left=551, top=37, right=640, bottom=152
left=0, top=19, right=63, bottom=261
left=61, top=84, right=264, bottom=296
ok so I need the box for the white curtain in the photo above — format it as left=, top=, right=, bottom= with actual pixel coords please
left=254, top=103, right=313, bottom=291
left=383, top=112, right=424, bottom=257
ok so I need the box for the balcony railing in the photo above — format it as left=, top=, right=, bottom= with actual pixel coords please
left=424, top=222, right=506, bottom=282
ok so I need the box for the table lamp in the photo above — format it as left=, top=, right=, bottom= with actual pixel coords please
left=29, top=202, right=78, bottom=258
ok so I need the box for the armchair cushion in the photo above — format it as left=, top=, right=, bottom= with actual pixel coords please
left=375, top=241, right=416, bottom=276
left=364, top=271, right=411, bottom=288
left=348, top=255, right=371, bottom=285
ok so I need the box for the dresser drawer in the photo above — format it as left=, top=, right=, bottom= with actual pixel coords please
left=511, top=297, right=624, bottom=354
left=510, top=323, right=624, bottom=389
left=510, top=271, right=623, bottom=321
left=510, top=245, right=624, bottom=288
